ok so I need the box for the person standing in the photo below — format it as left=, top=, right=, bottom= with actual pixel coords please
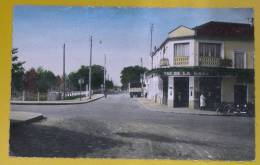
left=200, top=93, right=206, bottom=110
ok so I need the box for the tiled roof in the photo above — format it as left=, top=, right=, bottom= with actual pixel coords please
left=152, top=21, right=254, bottom=56
left=193, top=21, right=254, bottom=40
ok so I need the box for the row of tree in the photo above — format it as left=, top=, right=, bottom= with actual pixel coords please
left=120, top=65, right=148, bottom=89
left=11, top=48, right=114, bottom=94
left=12, top=48, right=149, bottom=93
left=68, top=65, right=114, bottom=91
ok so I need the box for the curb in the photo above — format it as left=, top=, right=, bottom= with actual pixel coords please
left=11, top=115, right=45, bottom=125
left=10, top=113, right=45, bottom=125
left=145, top=109, right=218, bottom=116
left=136, top=98, right=218, bottom=116
left=11, top=95, right=104, bottom=105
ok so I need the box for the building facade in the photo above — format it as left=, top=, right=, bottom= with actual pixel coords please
left=145, top=21, right=254, bottom=110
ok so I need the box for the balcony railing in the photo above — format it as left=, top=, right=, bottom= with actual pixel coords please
left=220, top=59, right=233, bottom=67
left=160, top=58, right=169, bottom=67
left=199, top=57, right=220, bottom=66
left=174, top=56, right=189, bottom=65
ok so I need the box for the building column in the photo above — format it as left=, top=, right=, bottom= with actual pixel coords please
left=189, top=76, right=200, bottom=109
left=168, top=76, right=174, bottom=108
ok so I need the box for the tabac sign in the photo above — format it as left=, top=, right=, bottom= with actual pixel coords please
left=163, top=71, right=210, bottom=76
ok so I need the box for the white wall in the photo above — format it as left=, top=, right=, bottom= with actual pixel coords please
left=152, top=39, right=196, bottom=68
left=147, top=75, right=163, bottom=103
left=167, top=76, right=174, bottom=107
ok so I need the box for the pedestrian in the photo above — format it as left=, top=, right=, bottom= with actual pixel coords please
left=200, top=93, right=206, bottom=110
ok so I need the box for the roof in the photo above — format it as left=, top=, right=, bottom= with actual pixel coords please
left=168, top=25, right=194, bottom=34
left=193, top=21, right=254, bottom=40
left=152, top=21, right=254, bottom=56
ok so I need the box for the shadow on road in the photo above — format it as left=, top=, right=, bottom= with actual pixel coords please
left=117, top=132, right=218, bottom=147
left=10, top=124, right=125, bottom=157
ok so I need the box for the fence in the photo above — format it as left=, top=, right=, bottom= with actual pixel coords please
left=11, top=89, right=102, bottom=101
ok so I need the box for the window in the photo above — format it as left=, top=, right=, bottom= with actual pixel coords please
left=199, top=43, right=221, bottom=58
left=174, top=43, right=190, bottom=56
left=234, top=51, right=245, bottom=68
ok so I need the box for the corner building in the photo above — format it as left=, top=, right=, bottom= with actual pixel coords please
left=145, top=21, right=254, bottom=110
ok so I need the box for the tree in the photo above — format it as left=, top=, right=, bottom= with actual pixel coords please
left=105, top=79, right=114, bottom=89
left=24, top=68, right=37, bottom=93
left=120, top=65, right=148, bottom=89
left=36, top=67, right=57, bottom=93
left=11, top=48, right=25, bottom=92
left=68, top=64, right=106, bottom=91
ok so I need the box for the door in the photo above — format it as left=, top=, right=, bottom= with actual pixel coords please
left=234, top=85, right=247, bottom=105
left=162, top=77, right=168, bottom=105
left=174, top=77, right=189, bottom=107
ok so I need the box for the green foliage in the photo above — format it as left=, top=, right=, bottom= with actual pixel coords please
left=120, top=65, right=148, bottom=89
left=68, top=65, right=107, bottom=90
left=24, top=68, right=38, bottom=92
left=36, top=67, right=57, bottom=92
left=105, top=80, right=114, bottom=89
left=11, top=48, right=25, bottom=91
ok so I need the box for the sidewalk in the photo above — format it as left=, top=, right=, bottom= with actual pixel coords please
left=11, top=94, right=104, bottom=105
left=136, top=97, right=217, bottom=116
left=10, top=111, right=44, bottom=124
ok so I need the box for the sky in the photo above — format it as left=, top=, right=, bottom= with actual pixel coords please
left=13, top=7, right=253, bottom=85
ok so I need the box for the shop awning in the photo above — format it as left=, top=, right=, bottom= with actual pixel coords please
left=146, top=67, right=254, bottom=80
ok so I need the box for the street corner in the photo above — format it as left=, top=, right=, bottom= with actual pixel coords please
left=10, top=111, right=45, bottom=126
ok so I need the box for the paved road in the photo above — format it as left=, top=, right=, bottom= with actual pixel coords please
left=10, top=94, right=255, bottom=160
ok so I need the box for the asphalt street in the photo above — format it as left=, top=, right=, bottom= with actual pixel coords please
left=10, top=93, right=255, bottom=160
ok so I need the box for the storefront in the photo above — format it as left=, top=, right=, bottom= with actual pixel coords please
left=145, top=67, right=254, bottom=110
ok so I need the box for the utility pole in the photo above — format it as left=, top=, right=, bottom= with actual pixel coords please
left=89, top=36, right=93, bottom=99
left=140, top=57, right=144, bottom=96
left=150, top=24, right=154, bottom=69
left=104, top=54, right=107, bottom=97
left=63, top=43, right=66, bottom=100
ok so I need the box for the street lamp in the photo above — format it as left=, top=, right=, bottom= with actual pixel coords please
left=78, top=78, right=84, bottom=101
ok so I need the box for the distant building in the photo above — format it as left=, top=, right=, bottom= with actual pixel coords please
left=145, top=21, right=254, bottom=109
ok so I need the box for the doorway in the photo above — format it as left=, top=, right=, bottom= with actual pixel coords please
left=199, top=77, right=221, bottom=109
left=162, top=77, right=168, bottom=105
left=174, top=77, right=189, bottom=107
left=234, top=85, right=247, bottom=105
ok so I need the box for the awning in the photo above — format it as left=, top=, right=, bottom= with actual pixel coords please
left=146, top=66, right=254, bottom=80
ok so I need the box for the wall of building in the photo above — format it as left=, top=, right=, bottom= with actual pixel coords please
left=223, top=41, right=254, bottom=69
left=189, top=76, right=200, bottom=109
left=221, top=76, right=254, bottom=104
left=152, top=39, right=195, bottom=68
left=221, top=77, right=236, bottom=103
left=147, top=75, right=163, bottom=103
left=247, top=82, right=255, bottom=103
left=167, top=76, right=174, bottom=107
left=168, top=26, right=195, bottom=38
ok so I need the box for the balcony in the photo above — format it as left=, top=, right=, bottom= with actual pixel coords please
left=199, top=57, right=220, bottom=67
left=220, top=59, right=233, bottom=67
left=174, top=56, right=189, bottom=65
left=160, top=58, right=169, bottom=67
